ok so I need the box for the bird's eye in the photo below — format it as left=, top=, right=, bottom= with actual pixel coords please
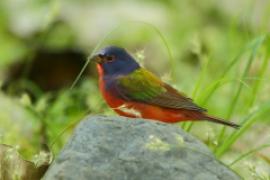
left=106, top=55, right=115, bottom=62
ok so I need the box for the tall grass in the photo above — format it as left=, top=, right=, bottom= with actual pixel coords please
left=183, top=35, right=267, bottom=135
left=216, top=35, right=266, bottom=145
left=215, top=35, right=269, bottom=157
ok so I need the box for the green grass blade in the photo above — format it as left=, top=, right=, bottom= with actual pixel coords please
left=215, top=35, right=269, bottom=157
left=184, top=36, right=265, bottom=132
left=199, top=35, right=266, bottom=106
left=183, top=55, right=210, bottom=131
left=216, top=100, right=270, bottom=157
left=247, top=37, right=270, bottom=107
left=229, top=144, right=270, bottom=167
left=216, top=35, right=266, bottom=146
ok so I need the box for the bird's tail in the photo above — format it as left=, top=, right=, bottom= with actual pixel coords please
left=203, top=115, right=240, bottom=129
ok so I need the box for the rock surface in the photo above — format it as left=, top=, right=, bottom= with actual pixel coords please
left=44, top=116, right=240, bottom=180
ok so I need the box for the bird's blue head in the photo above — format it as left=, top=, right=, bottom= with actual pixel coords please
left=92, top=46, right=140, bottom=76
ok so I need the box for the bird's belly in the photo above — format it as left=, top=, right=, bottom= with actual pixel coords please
left=115, top=102, right=193, bottom=123
left=103, top=93, right=192, bottom=123
left=100, top=80, right=194, bottom=123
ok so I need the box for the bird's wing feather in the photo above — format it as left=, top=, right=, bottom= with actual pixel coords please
left=115, top=68, right=206, bottom=112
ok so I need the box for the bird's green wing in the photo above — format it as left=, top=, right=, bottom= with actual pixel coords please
left=115, top=68, right=206, bottom=112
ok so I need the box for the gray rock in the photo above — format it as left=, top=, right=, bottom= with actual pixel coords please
left=44, top=116, right=240, bottom=180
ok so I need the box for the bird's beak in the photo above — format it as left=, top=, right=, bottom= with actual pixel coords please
left=91, top=54, right=105, bottom=64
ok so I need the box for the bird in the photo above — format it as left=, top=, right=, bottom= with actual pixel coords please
left=91, top=46, right=239, bottom=128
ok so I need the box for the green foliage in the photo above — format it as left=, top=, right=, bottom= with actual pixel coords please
left=0, top=0, right=270, bottom=179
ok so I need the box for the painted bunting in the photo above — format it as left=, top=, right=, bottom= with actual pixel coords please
left=91, top=46, right=239, bottom=128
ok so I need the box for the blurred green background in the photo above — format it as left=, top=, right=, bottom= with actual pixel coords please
left=0, top=0, right=269, bottom=179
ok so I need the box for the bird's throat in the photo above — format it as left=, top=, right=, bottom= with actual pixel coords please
left=97, top=64, right=104, bottom=77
